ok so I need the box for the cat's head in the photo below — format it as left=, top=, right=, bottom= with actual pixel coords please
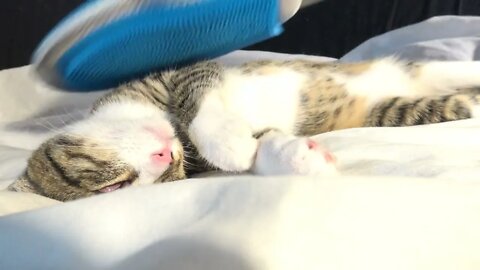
left=10, top=101, right=186, bottom=201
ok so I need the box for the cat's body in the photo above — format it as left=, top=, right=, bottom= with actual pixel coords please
left=8, top=57, right=480, bottom=201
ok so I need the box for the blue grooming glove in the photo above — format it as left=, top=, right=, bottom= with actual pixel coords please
left=32, top=0, right=301, bottom=91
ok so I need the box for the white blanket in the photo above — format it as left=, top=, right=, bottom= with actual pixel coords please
left=1, top=16, right=480, bottom=270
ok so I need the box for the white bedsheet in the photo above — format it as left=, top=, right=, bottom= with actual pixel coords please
left=1, top=16, right=480, bottom=270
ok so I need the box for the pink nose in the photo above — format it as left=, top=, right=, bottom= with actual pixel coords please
left=151, top=147, right=173, bottom=165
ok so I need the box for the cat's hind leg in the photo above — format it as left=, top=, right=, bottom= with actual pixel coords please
left=335, top=59, right=480, bottom=127
left=337, top=59, right=480, bottom=100
left=409, top=61, right=480, bottom=96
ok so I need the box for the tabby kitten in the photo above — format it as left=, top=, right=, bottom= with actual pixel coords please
left=9, top=57, right=480, bottom=201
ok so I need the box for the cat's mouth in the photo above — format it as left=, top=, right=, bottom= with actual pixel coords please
left=98, top=180, right=133, bottom=193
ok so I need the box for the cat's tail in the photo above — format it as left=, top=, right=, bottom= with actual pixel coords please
left=365, top=93, right=480, bottom=127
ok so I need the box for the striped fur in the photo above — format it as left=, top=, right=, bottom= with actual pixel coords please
left=365, top=94, right=474, bottom=127
left=9, top=58, right=480, bottom=201
left=10, top=135, right=138, bottom=201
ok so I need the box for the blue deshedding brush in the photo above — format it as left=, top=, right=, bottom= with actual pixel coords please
left=32, top=0, right=301, bottom=91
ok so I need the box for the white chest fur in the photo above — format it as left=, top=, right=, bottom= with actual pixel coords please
left=188, top=68, right=307, bottom=172
left=217, top=68, right=307, bottom=133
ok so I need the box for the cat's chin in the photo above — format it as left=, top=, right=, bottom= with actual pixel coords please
left=98, top=180, right=133, bottom=193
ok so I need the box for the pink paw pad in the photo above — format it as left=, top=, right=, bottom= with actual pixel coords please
left=307, top=139, right=319, bottom=150
left=323, top=151, right=336, bottom=164
left=307, top=139, right=336, bottom=163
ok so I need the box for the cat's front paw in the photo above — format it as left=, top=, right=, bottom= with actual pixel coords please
left=189, top=117, right=257, bottom=172
left=253, top=132, right=338, bottom=176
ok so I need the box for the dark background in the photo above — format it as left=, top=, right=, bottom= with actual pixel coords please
left=1, top=0, right=480, bottom=70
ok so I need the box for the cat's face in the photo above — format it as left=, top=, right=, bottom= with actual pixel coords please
left=24, top=102, right=186, bottom=201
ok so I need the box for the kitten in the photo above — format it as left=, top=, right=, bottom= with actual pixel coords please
left=8, top=58, right=480, bottom=201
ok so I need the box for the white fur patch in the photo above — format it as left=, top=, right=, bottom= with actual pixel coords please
left=416, top=61, right=480, bottom=95
left=188, top=67, right=306, bottom=172
left=220, top=68, right=306, bottom=133
left=68, top=100, right=178, bottom=186
left=340, top=59, right=480, bottom=108
left=93, top=100, right=167, bottom=120
left=189, top=94, right=258, bottom=172
left=338, top=58, right=416, bottom=107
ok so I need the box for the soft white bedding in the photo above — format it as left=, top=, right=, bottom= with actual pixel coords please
left=1, top=16, right=480, bottom=270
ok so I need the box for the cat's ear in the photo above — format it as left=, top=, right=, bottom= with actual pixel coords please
left=7, top=176, right=39, bottom=194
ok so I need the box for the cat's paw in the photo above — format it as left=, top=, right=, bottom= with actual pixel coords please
left=253, top=132, right=338, bottom=176
left=189, top=116, right=257, bottom=172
